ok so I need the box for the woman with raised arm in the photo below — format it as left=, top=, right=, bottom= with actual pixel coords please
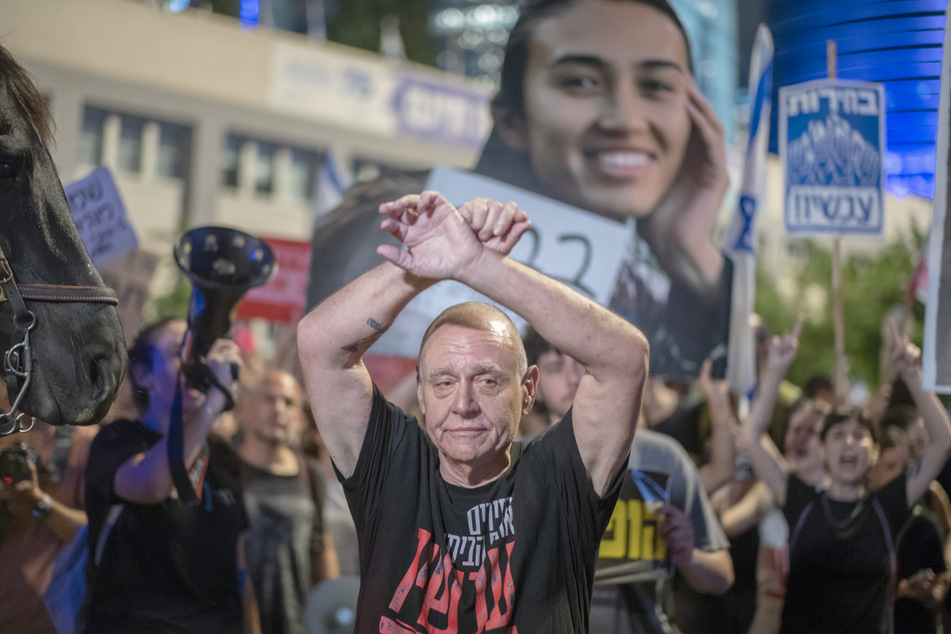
left=743, top=319, right=951, bottom=634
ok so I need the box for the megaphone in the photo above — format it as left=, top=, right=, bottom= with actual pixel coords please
left=174, top=226, right=276, bottom=399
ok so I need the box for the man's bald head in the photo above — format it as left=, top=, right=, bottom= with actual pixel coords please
left=418, top=302, right=528, bottom=378
left=237, top=368, right=305, bottom=447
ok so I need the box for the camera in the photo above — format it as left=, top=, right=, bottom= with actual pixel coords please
left=0, top=443, right=37, bottom=485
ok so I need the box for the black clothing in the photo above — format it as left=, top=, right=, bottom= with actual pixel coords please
left=243, top=456, right=325, bottom=634
left=894, top=505, right=947, bottom=633
left=781, top=472, right=910, bottom=634
left=340, top=387, right=623, bottom=632
left=83, top=419, right=247, bottom=634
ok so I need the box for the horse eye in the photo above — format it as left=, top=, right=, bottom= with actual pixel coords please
left=0, top=161, right=18, bottom=180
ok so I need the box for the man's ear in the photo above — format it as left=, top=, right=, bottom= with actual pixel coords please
left=869, top=443, right=880, bottom=466
left=522, top=365, right=539, bottom=415
left=416, top=365, right=426, bottom=416
left=491, top=103, right=530, bottom=152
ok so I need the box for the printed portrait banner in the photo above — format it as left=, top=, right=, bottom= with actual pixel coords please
left=65, top=166, right=139, bottom=269
left=368, top=167, right=629, bottom=358
left=779, top=78, right=886, bottom=236
left=922, top=5, right=951, bottom=392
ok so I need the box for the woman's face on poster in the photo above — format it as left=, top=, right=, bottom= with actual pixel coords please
left=503, top=0, right=693, bottom=219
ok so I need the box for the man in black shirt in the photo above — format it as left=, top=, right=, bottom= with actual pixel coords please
left=237, top=369, right=334, bottom=634
left=298, top=192, right=649, bottom=631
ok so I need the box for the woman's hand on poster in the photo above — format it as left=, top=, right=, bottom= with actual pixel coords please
left=642, top=79, right=728, bottom=298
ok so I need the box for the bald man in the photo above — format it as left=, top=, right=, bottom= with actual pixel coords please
left=298, top=192, right=649, bottom=632
left=236, top=370, right=334, bottom=634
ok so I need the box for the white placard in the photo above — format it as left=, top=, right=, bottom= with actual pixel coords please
left=64, top=166, right=138, bottom=269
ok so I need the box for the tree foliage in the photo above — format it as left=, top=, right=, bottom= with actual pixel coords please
left=754, top=234, right=923, bottom=392
left=327, top=0, right=436, bottom=67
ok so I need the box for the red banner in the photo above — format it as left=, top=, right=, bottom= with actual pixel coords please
left=237, top=237, right=311, bottom=323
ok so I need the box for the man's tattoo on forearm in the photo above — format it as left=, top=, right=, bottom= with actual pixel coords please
left=367, top=317, right=384, bottom=331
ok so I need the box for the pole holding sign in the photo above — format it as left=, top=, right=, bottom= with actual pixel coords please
left=779, top=42, right=887, bottom=403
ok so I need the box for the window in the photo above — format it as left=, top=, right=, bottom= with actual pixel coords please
left=117, top=115, right=144, bottom=173
left=78, top=107, right=106, bottom=166
left=288, top=148, right=317, bottom=201
left=222, top=135, right=241, bottom=188
left=255, top=142, right=277, bottom=195
left=158, top=123, right=190, bottom=180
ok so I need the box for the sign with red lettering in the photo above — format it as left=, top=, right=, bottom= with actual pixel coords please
left=236, top=237, right=311, bottom=323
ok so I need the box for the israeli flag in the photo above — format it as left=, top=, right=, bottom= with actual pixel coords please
left=312, top=150, right=352, bottom=225
left=726, top=24, right=773, bottom=399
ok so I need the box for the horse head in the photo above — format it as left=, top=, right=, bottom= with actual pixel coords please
left=0, top=46, right=126, bottom=427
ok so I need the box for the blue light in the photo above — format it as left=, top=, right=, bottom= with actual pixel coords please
left=168, top=0, right=189, bottom=12
left=240, top=0, right=260, bottom=28
left=768, top=0, right=947, bottom=199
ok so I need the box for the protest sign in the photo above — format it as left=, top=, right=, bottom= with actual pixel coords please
left=64, top=166, right=138, bottom=268
left=236, top=237, right=311, bottom=324
left=779, top=78, right=885, bottom=236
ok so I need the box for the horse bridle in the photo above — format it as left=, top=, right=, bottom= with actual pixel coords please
left=0, top=242, right=119, bottom=435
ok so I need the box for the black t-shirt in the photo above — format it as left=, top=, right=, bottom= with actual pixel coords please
left=339, top=387, right=623, bottom=633
left=781, top=472, right=909, bottom=634
left=894, top=505, right=947, bottom=634
left=243, top=460, right=316, bottom=634
left=83, top=419, right=247, bottom=634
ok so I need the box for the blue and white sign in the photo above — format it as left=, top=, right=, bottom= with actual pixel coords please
left=779, top=78, right=886, bottom=236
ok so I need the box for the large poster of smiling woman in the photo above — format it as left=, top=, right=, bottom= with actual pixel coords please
left=306, top=0, right=732, bottom=380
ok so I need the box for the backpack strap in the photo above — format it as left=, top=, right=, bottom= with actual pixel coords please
left=787, top=499, right=816, bottom=556
left=93, top=503, right=124, bottom=566
left=871, top=497, right=897, bottom=634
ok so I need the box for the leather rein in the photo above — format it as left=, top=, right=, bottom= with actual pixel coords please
left=0, top=242, right=118, bottom=435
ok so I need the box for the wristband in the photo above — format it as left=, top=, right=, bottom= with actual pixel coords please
left=31, top=492, right=52, bottom=520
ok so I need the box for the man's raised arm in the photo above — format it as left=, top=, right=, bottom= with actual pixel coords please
left=297, top=263, right=431, bottom=477
left=377, top=196, right=649, bottom=497
left=298, top=192, right=530, bottom=478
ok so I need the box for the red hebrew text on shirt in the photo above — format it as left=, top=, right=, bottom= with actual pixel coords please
left=381, top=496, right=519, bottom=633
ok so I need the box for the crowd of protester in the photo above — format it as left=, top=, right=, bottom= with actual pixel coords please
left=4, top=299, right=951, bottom=633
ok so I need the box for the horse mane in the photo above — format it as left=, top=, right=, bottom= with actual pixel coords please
left=0, top=44, right=54, bottom=148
